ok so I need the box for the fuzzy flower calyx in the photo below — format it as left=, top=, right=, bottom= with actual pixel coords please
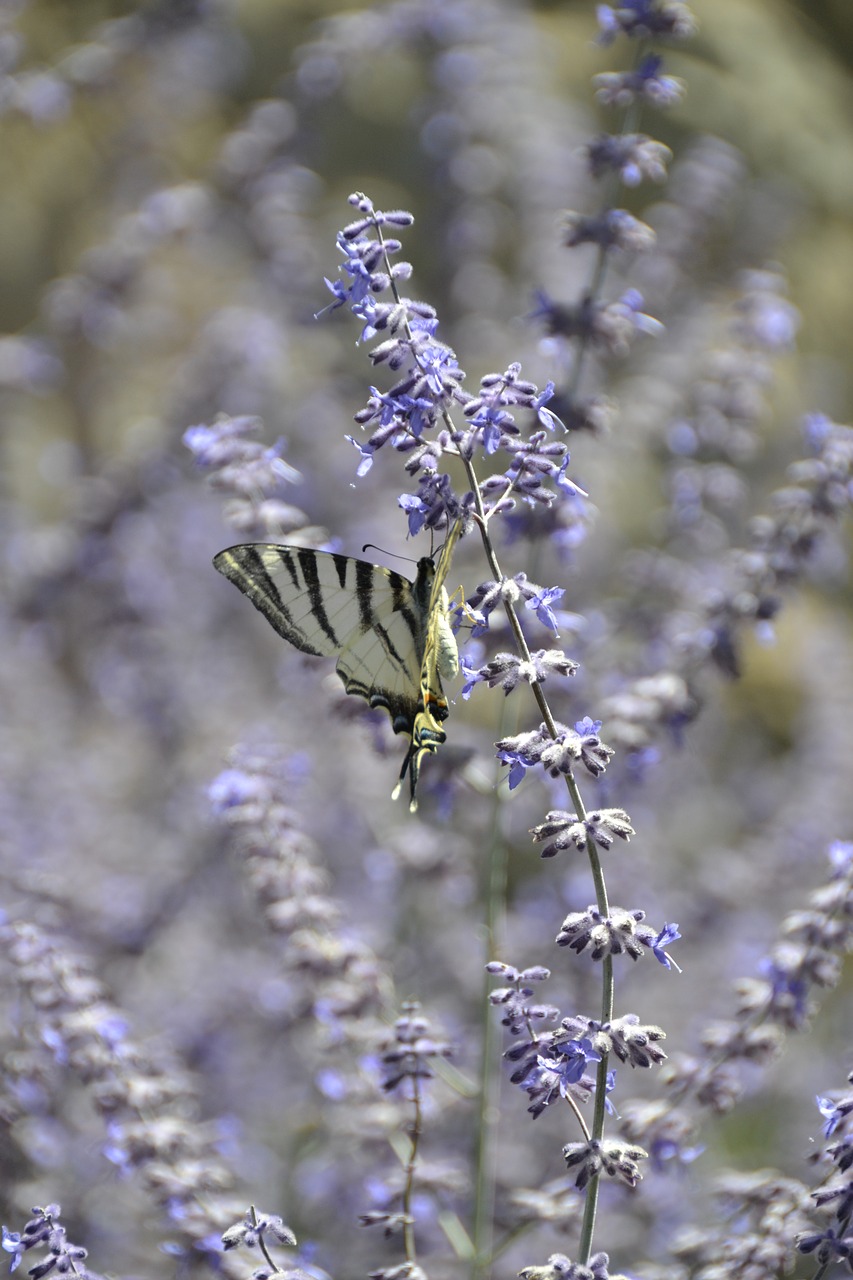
left=222, top=1209, right=296, bottom=1252
left=531, top=808, right=634, bottom=856
left=487, top=962, right=559, bottom=1036
left=596, top=1, right=697, bottom=45
left=594, top=54, right=685, bottom=108
left=559, top=1013, right=667, bottom=1069
left=497, top=720, right=614, bottom=789
left=467, top=573, right=566, bottom=636
left=563, top=209, right=656, bottom=253
left=563, top=1136, right=648, bottom=1189
left=0, top=1208, right=89, bottom=1280
left=463, top=650, right=577, bottom=699
left=585, top=132, right=672, bottom=185
left=519, top=1251, right=612, bottom=1280
left=556, top=907, right=681, bottom=968
left=378, top=1003, right=452, bottom=1093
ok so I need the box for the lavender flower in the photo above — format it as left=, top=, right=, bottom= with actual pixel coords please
left=461, top=649, right=577, bottom=697
left=0, top=1208, right=90, bottom=1280
left=497, top=720, right=615, bottom=789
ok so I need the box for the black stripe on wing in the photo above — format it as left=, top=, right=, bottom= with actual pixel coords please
left=213, top=542, right=361, bottom=655
left=213, top=545, right=426, bottom=679
left=335, top=561, right=429, bottom=731
left=296, top=547, right=350, bottom=649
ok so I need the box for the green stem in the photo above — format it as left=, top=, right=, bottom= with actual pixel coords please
left=248, top=1206, right=281, bottom=1278
left=470, top=729, right=513, bottom=1280
left=402, top=1069, right=423, bottom=1265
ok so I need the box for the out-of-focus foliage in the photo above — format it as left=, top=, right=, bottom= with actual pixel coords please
left=1, top=2, right=853, bottom=1279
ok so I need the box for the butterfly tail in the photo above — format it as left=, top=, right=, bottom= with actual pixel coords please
left=391, top=712, right=448, bottom=812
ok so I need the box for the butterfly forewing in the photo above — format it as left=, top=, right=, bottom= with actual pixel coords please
left=213, top=546, right=407, bottom=653
left=214, top=519, right=463, bottom=808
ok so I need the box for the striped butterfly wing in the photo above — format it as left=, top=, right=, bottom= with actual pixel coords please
left=213, top=536, right=460, bottom=806
left=333, top=560, right=428, bottom=737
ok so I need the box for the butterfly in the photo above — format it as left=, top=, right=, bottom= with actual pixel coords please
left=213, top=519, right=463, bottom=810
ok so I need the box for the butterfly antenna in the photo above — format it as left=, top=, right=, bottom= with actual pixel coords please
left=362, top=543, right=417, bottom=567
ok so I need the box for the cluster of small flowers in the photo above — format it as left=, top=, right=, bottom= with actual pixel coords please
left=557, top=909, right=680, bottom=970
left=618, top=841, right=853, bottom=1173
left=664, top=270, right=799, bottom=485
left=488, top=959, right=670, bottom=1188
left=461, top=647, right=577, bottom=699
left=44, top=183, right=211, bottom=350
left=508, top=1025, right=604, bottom=1121
left=666, top=1170, right=814, bottom=1279
left=222, top=1209, right=296, bottom=1254
left=209, top=744, right=392, bottom=1027
left=496, top=717, right=615, bottom=791
left=221, top=1207, right=307, bottom=1280
left=691, top=410, right=853, bottom=679
left=531, top=285, right=662, bottom=373
left=1, top=1206, right=95, bottom=1280
left=519, top=1250, right=612, bottom=1280
left=463, top=573, right=568, bottom=639
left=482, top=8, right=701, bottom=1275
left=327, top=194, right=584, bottom=542
left=211, top=746, right=463, bottom=1259
left=376, top=1001, right=453, bottom=1095
left=531, top=807, right=635, bottom=856
left=798, top=1070, right=853, bottom=1269
left=597, top=670, right=697, bottom=762
left=486, top=963, right=560, bottom=1037
left=739, top=411, right=853, bottom=590
left=359, top=1003, right=459, bottom=1279
left=0, top=922, right=241, bottom=1250
left=184, top=414, right=326, bottom=543
left=601, top=411, right=853, bottom=758
left=596, top=1, right=696, bottom=47
left=532, top=0, right=695, bottom=432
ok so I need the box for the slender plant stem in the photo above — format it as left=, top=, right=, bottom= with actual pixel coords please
left=374, top=204, right=620, bottom=1269
left=470, top=715, right=513, bottom=1280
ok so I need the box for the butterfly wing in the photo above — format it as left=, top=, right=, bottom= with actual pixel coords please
left=213, top=542, right=424, bottom=731
left=333, top=563, right=426, bottom=737
left=214, top=526, right=463, bottom=809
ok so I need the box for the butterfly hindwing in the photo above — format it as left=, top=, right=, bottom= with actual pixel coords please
left=334, top=562, right=426, bottom=736
left=214, top=524, right=462, bottom=808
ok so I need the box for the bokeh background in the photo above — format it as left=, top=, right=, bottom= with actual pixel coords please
left=2, top=1, right=853, bottom=1277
